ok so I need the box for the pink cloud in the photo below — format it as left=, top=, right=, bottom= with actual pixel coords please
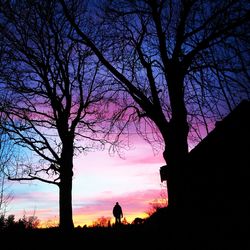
left=120, top=153, right=164, bottom=165
left=12, top=191, right=57, bottom=203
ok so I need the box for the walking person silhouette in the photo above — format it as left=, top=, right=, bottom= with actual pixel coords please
left=113, top=202, right=123, bottom=225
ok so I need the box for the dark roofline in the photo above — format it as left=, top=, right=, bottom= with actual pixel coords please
left=189, top=99, right=250, bottom=156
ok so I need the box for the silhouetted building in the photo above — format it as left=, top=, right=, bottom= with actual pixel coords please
left=186, top=100, right=250, bottom=217
left=161, top=100, right=250, bottom=218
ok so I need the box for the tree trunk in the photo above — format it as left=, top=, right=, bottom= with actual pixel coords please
left=163, top=121, right=189, bottom=211
left=58, top=143, right=74, bottom=231
left=164, top=61, right=189, bottom=211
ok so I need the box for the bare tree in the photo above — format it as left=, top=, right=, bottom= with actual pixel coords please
left=92, top=216, right=111, bottom=227
left=146, top=191, right=168, bottom=217
left=0, top=144, right=13, bottom=217
left=0, top=0, right=115, bottom=231
left=0, top=110, right=13, bottom=216
left=60, top=0, right=250, bottom=209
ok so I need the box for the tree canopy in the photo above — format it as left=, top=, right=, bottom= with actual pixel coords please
left=0, top=0, right=117, bottom=230
left=60, top=0, right=250, bottom=208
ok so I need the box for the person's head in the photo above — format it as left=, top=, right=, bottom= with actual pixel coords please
left=116, top=202, right=119, bottom=205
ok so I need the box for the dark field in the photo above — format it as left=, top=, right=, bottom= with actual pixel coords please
left=1, top=209, right=249, bottom=250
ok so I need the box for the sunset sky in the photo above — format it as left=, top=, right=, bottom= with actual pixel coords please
left=5, top=134, right=167, bottom=227
left=0, top=0, right=249, bottom=239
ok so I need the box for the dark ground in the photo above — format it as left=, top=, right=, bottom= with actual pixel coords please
left=1, top=208, right=249, bottom=250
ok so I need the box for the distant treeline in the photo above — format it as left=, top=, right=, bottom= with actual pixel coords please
left=0, top=214, right=40, bottom=231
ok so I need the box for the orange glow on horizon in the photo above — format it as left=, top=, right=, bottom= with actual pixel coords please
left=38, top=211, right=149, bottom=228
left=73, top=211, right=149, bottom=227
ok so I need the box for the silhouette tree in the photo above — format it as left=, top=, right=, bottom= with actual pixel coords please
left=0, top=111, right=13, bottom=216
left=60, top=0, right=250, bottom=210
left=17, top=211, right=40, bottom=230
left=121, top=217, right=129, bottom=225
left=0, top=212, right=40, bottom=231
left=0, top=1, right=115, bottom=231
left=92, top=216, right=111, bottom=227
left=146, top=191, right=168, bottom=217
